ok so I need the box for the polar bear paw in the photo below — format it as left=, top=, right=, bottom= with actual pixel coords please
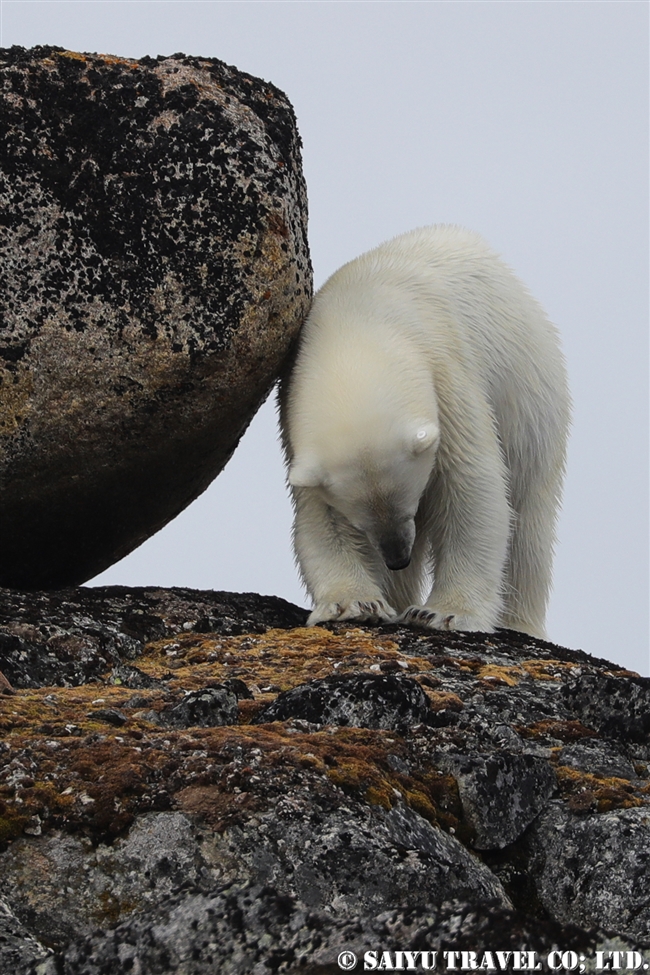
left=307, top=599, right=396, bottom=626
left=399, top=606, right=490, bottom=632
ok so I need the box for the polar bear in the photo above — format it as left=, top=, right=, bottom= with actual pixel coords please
left=280, top=226, right=570, bottom=638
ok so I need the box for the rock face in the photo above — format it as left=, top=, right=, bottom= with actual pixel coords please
left=0, top=46, right=311, bottom=589
left=0, top=586, right=649, bottom=973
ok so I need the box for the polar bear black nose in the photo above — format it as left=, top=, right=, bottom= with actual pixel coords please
left=378, top=525, right=415, bottom=571
left=385, top=555, right=411, bottom=571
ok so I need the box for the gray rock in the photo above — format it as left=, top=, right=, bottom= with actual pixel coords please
left=0, top=46, right=311, bottom=588
left=212, top=797, right=510, bottom=916
left=1, top=813, right=213, bottom=948
left=160, top=686, right=238, bottom=728
left=87, top=707, right=128, bottom=726
left=528, top=803, right=650, bottom=943
left=559, top=742, right=637, bottom=781
left=255, top=671, right=431, bottom=732
left=0, top=896, right=52, bottom=975
left=44, top=885, right=613, bottom=975
left=1, top=802, right=508, bottom=957
left=110, top=664, right=167, bottom=690
left=561, top=674, right=650, bottom=744
left=434, top=751, right=557, bottom=850
left=53, top=884, right=333, bottom=975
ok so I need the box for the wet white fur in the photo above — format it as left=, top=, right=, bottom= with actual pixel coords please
left=280, top=226, right=570, bottom=638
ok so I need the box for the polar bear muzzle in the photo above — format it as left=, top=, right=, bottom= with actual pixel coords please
left=377, top=523, right=415, bottom=571
left=383, top=551, right=411, bottom=572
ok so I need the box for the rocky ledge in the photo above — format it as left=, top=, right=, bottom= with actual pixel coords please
left=0, top=586, right=648, bottom=973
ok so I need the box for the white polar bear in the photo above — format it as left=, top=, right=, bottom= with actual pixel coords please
left=280, top=226, right=570, bottom=638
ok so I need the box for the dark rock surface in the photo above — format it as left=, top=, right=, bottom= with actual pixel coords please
left=528, top=804, right=650, bottom=941
left=0, top=896, right=52, bottom=971
left=255, top=671, right=432, bottom=732
left=0, top=46, right=311, bottom=589
left=161, top=685, right=239, bottom=728
left=0, top=586, right=648, bottom=972
left=432, top=751, right=557, bottom=850
left=0, top=585, right=308, bottom=688
left=38, top=885, right=609, bottom=975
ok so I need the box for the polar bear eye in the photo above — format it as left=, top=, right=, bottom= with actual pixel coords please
left=411, top=424, right=439, bottom=454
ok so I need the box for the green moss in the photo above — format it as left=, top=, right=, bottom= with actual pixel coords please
left=0, top=813, right=28, bottom=843
left=365, top=785, right=393, bottom=810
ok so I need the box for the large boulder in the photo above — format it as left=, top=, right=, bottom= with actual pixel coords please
left=0, top=586, right=649, bottom=972
left=0, top=46, right=311, bottom=588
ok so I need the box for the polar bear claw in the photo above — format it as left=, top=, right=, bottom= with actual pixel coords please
left=399, top=606, right=487, bottom=632
left=307, top=599, right=396, bottom=626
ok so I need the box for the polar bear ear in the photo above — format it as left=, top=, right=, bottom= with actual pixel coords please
left=288, top=459, right=326, bottom=488
left=411, top=424, right=439, bottom=455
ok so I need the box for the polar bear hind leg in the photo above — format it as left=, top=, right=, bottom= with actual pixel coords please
left=500, top=465, right=564, bottom=639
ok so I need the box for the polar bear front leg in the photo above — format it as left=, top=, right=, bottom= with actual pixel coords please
left=400, top=440, right=511, bottom=633
left=292, top=488, right=396, bottom=625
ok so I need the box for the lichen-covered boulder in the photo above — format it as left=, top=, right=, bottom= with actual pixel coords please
left=255, top=671, right=432, bottom=732
left=0, top=45, right=311, bottom=588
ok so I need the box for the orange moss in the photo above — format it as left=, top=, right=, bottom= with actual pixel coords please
left=28, top=781, right=76, bottom=813
left=133, top=626, right=436, bottom=701
left=8, top=625, right=632, bottom=855
left=457, top=658, right=484, bottom=674
left=174, top=724, right=464, bottom=835
left=425, top=691, right=464, bottom=712
left=477, top=664, right=522, bottom=687
left=518, top=720, right=598, bottom=742
left=365, top=785, right=393, bottom=809
left=172, top=783, right=265, bottom=833
left=99, top=54, right=140, bottom=68
left=92, top=890, right=142, bottom=928
left=57, top=51, right=88, bottom=61
left=0, top=712, right=467, bottom=848
left=555, top=765, right=643, bottom=814
left=54, top=51, right=140, bottom=70
left=405, top=789, right=438, bottom=822
left=520, top=660, right=580, bottom=681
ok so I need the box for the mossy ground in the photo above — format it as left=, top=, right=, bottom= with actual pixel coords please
left=1, top=625, right=647, bottom=856
left=0, top=627, right=464, bottom=849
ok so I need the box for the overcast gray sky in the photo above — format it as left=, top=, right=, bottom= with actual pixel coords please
left=3, top=1, right=648, bottom=674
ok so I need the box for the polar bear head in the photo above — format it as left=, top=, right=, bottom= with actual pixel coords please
left=289, top=421, right=439, bottom=570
